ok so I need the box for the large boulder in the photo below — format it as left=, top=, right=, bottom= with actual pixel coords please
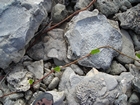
left=65, top=10, right=122, bottom=69
left=0, top=0, right=52, bottom=69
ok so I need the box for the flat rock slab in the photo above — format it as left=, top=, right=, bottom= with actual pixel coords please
left=65, top=10, right=122, bottom=69
left=0, top=0, right=52, bottom=69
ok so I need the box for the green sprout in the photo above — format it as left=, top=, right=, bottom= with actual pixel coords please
left=54, top=66, right=61, bottom=72
left=90, top=48, right=100, bottom=55
left=29, top=79, right=34, bottom=85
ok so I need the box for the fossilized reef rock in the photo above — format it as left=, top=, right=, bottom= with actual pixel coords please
left=0, top=0, right=52, bottom=69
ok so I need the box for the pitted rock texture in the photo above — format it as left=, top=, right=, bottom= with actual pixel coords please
left=94, top=0, right=132, bottom=16
left=6, top=65, right=33, bottom=92
left=0, top=0, right=52, bottom=69
left=59, top=67, right=134, bottom=105
left=114, top=4, right=140, bottom=35
left=65, top=10, right=122, bottom=69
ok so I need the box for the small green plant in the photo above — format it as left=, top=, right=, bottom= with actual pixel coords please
left=29, top=79, right=34, bottom=85
left=54, top=66, right=61, bottom=72
left=90, top=48, right=100, bottom=55
left=136, top=53, right=140, bottom=59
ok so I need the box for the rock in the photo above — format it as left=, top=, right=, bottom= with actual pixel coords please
left=48, top=77, right=60, bottom=89
left=128, top=0, right=140, bottom=3
left=27, top=29, right=67, bottom=63
left=116, top=29, right=135, bottom=64
left=94, top=0, right=131, bottom=16
left=47, top=91, right=65, bottom=105
left=133, top=78, right=140, bottom=93
left=29, top=91, right=44, bottom=105
left=51, top=3, right=68, bottom=23
left=6, top=65, right=33, bottom=91
left=25, top=90, right=33, bottom=101
left=27, top=60, right=44, bottom=79
left=114, top=94, right=128, bottom=105
left=0, top=0, right=52, bottom=69
left=118, top=72, right=134, bottom=97
left=74, top=0, right=93, bottom=10
left=70, top=64, right=84, bottom=75
left=114, top=4, right=140, bottom=34
left=107, top=60, right=127, bottom=75
left=3, top=93, right=24, bottom=105
left=129, top=92, right=139, bottom=104
left=32, top=80, right=40, bottom=90
left=43, top=69, right=54, bottom=86
left=59, top=67, right=134, bottom=105
left=58, top=67, right=81, bottom=91
left=13, top=99, right=26, bottom=105
left=65, top=10, right=122, bottom=69
left=129, top=31, right=140, bottom=51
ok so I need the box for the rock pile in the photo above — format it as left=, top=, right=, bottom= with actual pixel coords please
left=0, top=0, right=140, bottom=105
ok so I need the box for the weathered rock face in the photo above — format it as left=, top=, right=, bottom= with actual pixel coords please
left=65, top=10, right=122, bottom=69
left=94, top=0, right=132, bottom=16
left=59, top=67, right=134, bottom=105
left=0, top=0, right=52, bottom=69
left=114, top=4, right=140, bottom=35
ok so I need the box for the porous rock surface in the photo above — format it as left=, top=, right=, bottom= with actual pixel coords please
left=59, top=67, right=134, bottom=105
left=114, top=4, right=140, bottom=35
left=65, top=10, right=122, bottom=69
left=0, top=0, right=52, bottom=69
left=94, top=0, right=132, bottom=16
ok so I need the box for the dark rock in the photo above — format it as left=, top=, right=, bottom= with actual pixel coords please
left=94, top=0, right=131, bottom=16
left=114, top=4, right=140, bottom=34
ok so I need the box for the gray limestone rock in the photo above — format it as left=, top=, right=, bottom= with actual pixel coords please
left=129, top=31, right=140, bottom=51
left=0, top=0, right=52, bottom=69
left=27, top=60, right=44, bottom=79
left=94, top=0, right=131, bottom=16
left=47, top=91, right=65, bottom=105
left=48, top=77, right=60, bottom=90
left=14, top=99, right=26, bottom=105
left=128, top=0, right=140, bottom=3
left=59, top=67, right=134, bottom=105
left=43, top=69, right=55, bottom=86
left=116, top=29, right=135, bottom=64
left=108, top=61, right=127, bottom=75
left=128, top=64, right=140, bottom=93
left=70, top=64, right=84, bottom=75
left=133, top=78, right=140, bottom=93
left=27, top=29, right=67, bottom=63
left=51, top=3, right=68, bottom=23
left=6, top=65, right=33, bottom=91
left=114, top=94, right=128, bottom=105
left=3, top=93, right=25, bottom=105
left=129, top=92, right=139, bottom=104
left=114, top=4, right=140, bottom=34
left=74, top=0, right=93, bottom=10
left=65, top=10, right=122, bottom=69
